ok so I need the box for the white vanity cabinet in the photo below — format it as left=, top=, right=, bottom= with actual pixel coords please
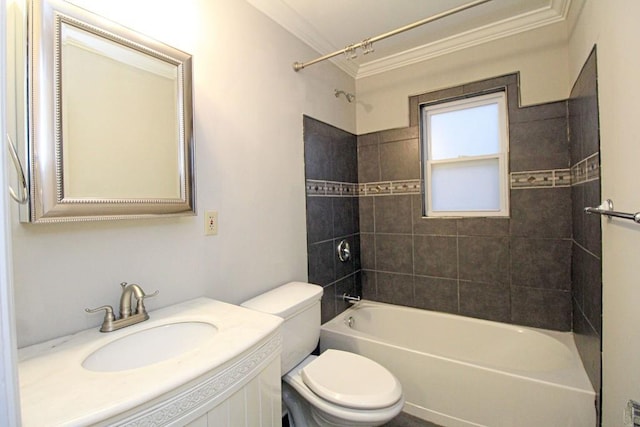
left=18, top=298, right=283, bottom=427
left=185, top=357, right=281, bottom=427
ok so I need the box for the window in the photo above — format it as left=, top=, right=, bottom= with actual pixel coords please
left=420, top=91, right=509, bottom=217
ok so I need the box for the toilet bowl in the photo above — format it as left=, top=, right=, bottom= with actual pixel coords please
left=241, top=282, right=404, bottom=427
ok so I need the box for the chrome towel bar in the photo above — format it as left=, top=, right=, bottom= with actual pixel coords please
left=584, top=199, right=640, bottom=224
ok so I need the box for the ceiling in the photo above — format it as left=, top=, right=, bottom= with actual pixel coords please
left=246, top=0, right=572, bottom=78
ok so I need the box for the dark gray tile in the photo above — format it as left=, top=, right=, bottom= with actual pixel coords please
left=569, top=49, right=600, bottom=163
left=414, top=235, right=457, bottom=279
left=571, top=184, right=585, bottom=247
left=360, top=233, right=376, bottom=270
left=304, top=132, right=333, bottom=180
left=376, top=234, right=413, bottom=274
left=458, top=236, right=509, bottom=286
left=308, top=241, right=335, bottom=286
left=509, top=100, right=568, bottom=124
left=334, top=237, right=356, bottom=280
left=357, top=132, right=380, bottom=147
left=361, top=269, right=377, bottom=299
left=354, top=270, right=363, bottom=297
left=584, top=179, right=602, bottom=257
left=510, top=188, right=572, bottom=238
left=511, top=286, right=572, bottom=331
left=568, top=99, right=584, bottom=165
left=379, top=127, right=419, bottom=143
left=573, top=304, right=601, bottom=392
left=457, top=217, right=509, bottom=237
left=335, top=275, right=357, bottom=315
left=376, top=272, right=414, bottom=306
left=418, top=86, right=465, bottom=105
left=358, top=144, right=380, bottom=183
left=375, top=195, right=412, bottom=234
left=583, top=252, right=602, bottom=335
left=352, top=197, right=360, bottom=232
left=511, top=238, right=571, bottom=290
left=414, top=276, right=458, bottom=314
left=380, top=139, right=420, bottom=181
left=333, top=132, right=358, bottom=183
left=412, top=195, right=458, bottom=236
left=509, top=117, right=570, bottom=172
left=304, top=116, right=356, bottom=183
left=359, top=196, right=374, bottom=232
left=459, top=281, right=511, bottom=322
left=306, top=197, right=333, bottom=244
left=462, top=74, right=518, bottom=97
left=571, top=243, right=586, bottom=306
left=320, top=283, right=336, bottom=324
left=352, top=234, right=362, bottom=271
left=333, top=197, right=356, bottom=237
left=409, top=96, right=419, bottom=127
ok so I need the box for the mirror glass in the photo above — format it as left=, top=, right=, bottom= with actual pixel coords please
left=61, top=23, right=181, bottom=200
left=23, top=0, right=195, bottom=222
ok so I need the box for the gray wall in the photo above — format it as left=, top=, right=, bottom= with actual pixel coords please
left=569, top=48, right=602, bottom=412
left=303, top=116, right=361, bottom=324
left=358, top=74, right=574, bottom=331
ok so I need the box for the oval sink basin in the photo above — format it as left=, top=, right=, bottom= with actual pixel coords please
left=82, top=321, right=218, bottom=372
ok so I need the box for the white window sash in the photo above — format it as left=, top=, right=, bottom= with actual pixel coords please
left=422, top=91, right=509, bottom=217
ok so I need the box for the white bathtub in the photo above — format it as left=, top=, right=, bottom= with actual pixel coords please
left=320, top=300, right=595, bottom=427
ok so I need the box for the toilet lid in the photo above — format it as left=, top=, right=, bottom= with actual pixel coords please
left=300, top=349, right=402, bottom=409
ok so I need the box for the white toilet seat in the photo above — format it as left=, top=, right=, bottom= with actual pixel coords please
left=301, top=349, right=402, bottom=409
left=283, top=352, right=404, bottom=425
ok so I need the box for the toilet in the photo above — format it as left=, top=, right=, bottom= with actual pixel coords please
left=241, top=282, right=404, bottom=427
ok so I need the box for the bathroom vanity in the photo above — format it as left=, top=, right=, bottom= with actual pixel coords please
left=18, top=298, right=283, bottom=426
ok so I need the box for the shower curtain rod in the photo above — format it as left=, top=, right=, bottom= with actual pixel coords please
left=293, top=0, right=492, bottom=72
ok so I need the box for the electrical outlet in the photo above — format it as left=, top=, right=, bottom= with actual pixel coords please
left=205, top=211, right=218, bottom=236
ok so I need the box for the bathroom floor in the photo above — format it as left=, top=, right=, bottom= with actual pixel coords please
left=282, top=412, right=440, bottom=427
left=383, top=412, right=442, bottom=427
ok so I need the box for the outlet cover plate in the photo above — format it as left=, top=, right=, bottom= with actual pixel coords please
left=205, top=211, right=218, bottom=236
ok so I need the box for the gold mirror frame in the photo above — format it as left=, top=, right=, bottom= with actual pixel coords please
left=25, top=0, right=195, bottom=223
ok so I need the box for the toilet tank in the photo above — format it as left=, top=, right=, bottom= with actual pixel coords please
left=242, top=282, right=323, bottom=375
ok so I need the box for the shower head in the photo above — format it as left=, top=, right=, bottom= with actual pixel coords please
left=334, top=89, right=355, bottom=103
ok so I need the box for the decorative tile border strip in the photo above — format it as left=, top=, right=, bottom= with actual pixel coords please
left=571, top=152, right=600, bottom=185
left=309, top=167, right=590, bottom=196
left=359, top=180, right=421, bottom=196
left=510, top=169, right=571, bottom=189
left=306, top=180, right=358, bottom=197
left=306, top=179, right=421, bottom=197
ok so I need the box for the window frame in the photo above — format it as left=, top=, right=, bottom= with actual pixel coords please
left=420, top=90, right=509, bottom=217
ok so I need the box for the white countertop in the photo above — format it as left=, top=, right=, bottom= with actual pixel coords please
left=18, top=297, right=283, bottom=426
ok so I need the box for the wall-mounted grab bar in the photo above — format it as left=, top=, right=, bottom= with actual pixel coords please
left=584, top=199, right=640, bottom=224
left=6, top=134, right=28, bottom=204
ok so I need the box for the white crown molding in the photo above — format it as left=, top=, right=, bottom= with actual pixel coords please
left=247, top=0, right=571, bottom=80
left=246, top=0, right=358, bottom=77
left=357, top=0, right=572, bottom=78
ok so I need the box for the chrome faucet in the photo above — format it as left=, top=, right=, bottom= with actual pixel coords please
left=86, top=282, right=159, bottom=332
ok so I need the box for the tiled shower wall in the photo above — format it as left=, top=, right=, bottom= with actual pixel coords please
left=303, top=116, right=361, bottom=324
left=569, top=48, right=602, bottom=399
left=358, top=74, right=575, bottom=331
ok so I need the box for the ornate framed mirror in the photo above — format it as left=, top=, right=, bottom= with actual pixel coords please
left=23, top=0, right=195, bottom=222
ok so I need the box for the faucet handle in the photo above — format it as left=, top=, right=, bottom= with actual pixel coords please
left=136, top=289, right=159, bottom=314
left=85, top=305, right=115, bottom=318
left=85, top=305, right=115, bottom=332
